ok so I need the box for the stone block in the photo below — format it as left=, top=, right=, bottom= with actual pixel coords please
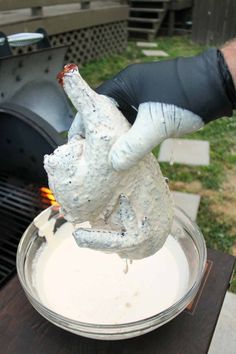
left=208, top=291, right=236, bottom=354
left=172, top=191, right=201, bottom=221
left=158, top=138, right=210, bottom=166
left=142, top=49, right=169, bottom=57
left=136, top=42, right=158, bottom=48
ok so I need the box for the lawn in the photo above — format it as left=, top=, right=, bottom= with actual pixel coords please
left=79, top=36, right=236, bottom=292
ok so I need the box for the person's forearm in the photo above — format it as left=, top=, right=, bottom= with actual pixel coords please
left=221, top=39, right=236, bottom=89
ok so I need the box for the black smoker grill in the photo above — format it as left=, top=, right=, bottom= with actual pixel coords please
left=0, top=40, right=73, bottom=287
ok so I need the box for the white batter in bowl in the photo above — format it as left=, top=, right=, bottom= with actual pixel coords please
left=17, top=206, right=206, bottom=340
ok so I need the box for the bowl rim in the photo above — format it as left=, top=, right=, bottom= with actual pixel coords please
left=16, top=206, right=207, bottom=331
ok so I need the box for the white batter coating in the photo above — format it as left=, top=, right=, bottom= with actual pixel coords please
left=109, top=102, right=204, bottom=170
left=44, top=65, right=173, bottom=259
left=32, top=221, right=190, bottom=325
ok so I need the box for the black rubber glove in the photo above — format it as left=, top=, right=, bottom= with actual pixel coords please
left=96, top=48, right=235, bottom=170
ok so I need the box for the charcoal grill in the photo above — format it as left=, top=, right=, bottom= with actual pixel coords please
left=0, top=38, right=71, bottom=287
left=0, top=173, right=46, bottom=286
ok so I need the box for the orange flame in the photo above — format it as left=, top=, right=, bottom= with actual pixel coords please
left=40, top=187, right=59, bottom=207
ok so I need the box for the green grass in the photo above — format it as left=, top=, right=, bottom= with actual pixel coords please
left=156, top=117, right=236, bottom=190
left=198, top=197, right=236, bottom=293
left=80, top=36, right=205, bottom=87
left=197, top=198, right=235, bottom=252
left=79, top=35, right=235, bottom=291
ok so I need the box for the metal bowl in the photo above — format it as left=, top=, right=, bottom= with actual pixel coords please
left=17, top=206, right=206, bottom=340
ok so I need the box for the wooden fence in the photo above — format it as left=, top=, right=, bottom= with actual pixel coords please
left=0, top=1, right=128, bottom=37
left=192, top=0, right=236, bottom=45
left=0, top=0, right=91, bottom=14
left=0, top=1, right=126, bottom=16
left=0, top=1, right=128, bottom=66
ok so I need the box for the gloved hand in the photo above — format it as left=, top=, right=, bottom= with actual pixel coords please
left=96, top=48, right=235, bottom=170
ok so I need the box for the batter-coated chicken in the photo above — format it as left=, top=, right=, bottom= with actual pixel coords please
left=44, top=64, right=173, bottom=259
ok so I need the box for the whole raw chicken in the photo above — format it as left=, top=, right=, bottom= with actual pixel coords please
left=44, top=64, right=173, bottom=259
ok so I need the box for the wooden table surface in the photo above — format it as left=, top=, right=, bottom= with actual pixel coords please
left=0, top=249, right=235, bottom=354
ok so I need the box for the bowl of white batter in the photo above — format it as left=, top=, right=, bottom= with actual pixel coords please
left=17, top=206, right=206, bottom=340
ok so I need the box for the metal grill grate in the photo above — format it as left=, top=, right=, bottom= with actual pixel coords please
left=0, top=173, right=46, bottom=287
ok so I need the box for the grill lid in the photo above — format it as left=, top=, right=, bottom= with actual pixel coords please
left=0, top=45, right=74, bottom=133
left=0, top=102, right=65, bottom=184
